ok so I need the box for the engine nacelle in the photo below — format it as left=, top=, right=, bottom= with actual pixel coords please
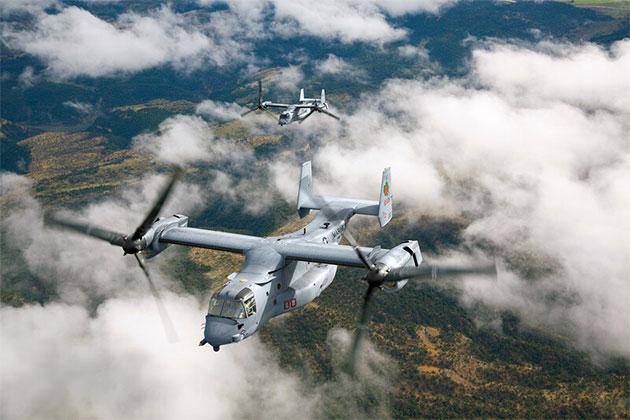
left=142, top=214, right=189, bottom=258
left=381, top=279, right=409, bottom=293
left=374, top=240, right=422, bottom=293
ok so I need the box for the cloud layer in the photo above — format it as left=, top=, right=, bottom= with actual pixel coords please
left=1, top=172, right=204, bottom=305
left=4, top=0, right=456, bottom=79
left=271, top=39, right=630, bottom=359
left=4, top=5, right=247, bottom=79
left=0, top=296, right=314, bottom=419
left=217, top=0, right=455, bottom=44
left=1, top=172, right=392, bottom=418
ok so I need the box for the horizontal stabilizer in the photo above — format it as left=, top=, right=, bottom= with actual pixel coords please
left=296, top=162, right=392, bottom=226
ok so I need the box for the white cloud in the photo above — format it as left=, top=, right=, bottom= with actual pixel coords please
left=271, top=65, right=304, bottom=93
left=17, top=66, right=39, bottom=87
left=132, top=114, right=278, bottom=214
left=0, top=297, right=393, bottom=419
left=270, top=0, right=455, bottom=43
left=271, top=39, right=630, bottom=359
left=4, top=6, right=246, bottom=79
left=269, top=0, right=406, bottom=44
left=63, top=100, right=93, bottom=114
left=209, top=170, right=274, bottom=215
left=5, top=0, right=457, bottom=79
left=0, top=296, right=317, bottom=419
left=195, top=99, right=249, bottom=121
left=372, top=0, right=456, bottom=15
left=200, top=0, right=454, bottom=44
left=133, top=114, right=254, bottom=166
left=315, top=54, right=367, bottom=80
left=0, top=172, right=204, bottom=305
left=397, top=44, right=430, bottom=59
left=472, top=40, right=630, bottom=113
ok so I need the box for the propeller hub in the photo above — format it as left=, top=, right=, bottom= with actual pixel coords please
left=365, top=262, right=390, bottom=284
left=122, top=237, right=144, bottom=255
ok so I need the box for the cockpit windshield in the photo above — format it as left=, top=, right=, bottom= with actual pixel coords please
left=208, top=288, right=256, bottom=319
left=208, top=296, right=245, bottom=318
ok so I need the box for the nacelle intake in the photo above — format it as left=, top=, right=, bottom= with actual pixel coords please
left=142, top=214, right=189, bottom=258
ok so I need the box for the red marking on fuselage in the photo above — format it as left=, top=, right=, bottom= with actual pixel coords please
left=283, top=298, right=297, bottom=310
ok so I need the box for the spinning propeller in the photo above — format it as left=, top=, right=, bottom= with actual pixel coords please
left=315, top=103, right=340, bottom=120
left=343, top=230, right=495, bottom=374
left=310, top=195, right=495, bottom=374
left=241, top=80, right=275, bottom=119
left=46, top=171, right=182, bottom=343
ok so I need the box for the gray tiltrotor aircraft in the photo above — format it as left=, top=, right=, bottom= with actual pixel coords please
left=48, top=162, right=494, bottom=364
left=241, top=80, right=340, bottom=125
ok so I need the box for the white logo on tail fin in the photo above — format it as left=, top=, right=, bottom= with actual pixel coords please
left=378, top=167, right=392, bottom=227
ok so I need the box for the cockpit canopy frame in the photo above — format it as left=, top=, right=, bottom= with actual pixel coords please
left=208, top=287, right=256, bottom=319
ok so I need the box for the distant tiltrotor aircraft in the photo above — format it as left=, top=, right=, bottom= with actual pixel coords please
left=241, top=80, right=340, bottom=125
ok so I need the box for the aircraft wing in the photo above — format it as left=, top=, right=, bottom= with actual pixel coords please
left=159, top=227, right=263, bottom=253
left=274, top=241, right=376, bottom=268
left=160, top=227, right=379, bottom=268
left=265, top=102, right=290, bottom=108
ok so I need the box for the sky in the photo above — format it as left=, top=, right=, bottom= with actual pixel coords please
left=1, top=0, right=629, bottom=418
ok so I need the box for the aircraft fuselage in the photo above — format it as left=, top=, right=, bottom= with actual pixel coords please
left=278, top=101, right=320, bottom=125
left=202, top=209, right=348, bottom=351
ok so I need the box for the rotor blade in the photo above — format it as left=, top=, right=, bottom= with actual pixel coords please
left=134, top=254, right=179, bottom=343
left=262, top=108, right=278, bottom=121
left=257, top=80, right=262, bottom=104
left=131, top=169, right=182, bottom=241
left=241, top=108, right=257, bottom=117
left=320, top=109, right=340, bottom=120
left=386, top=262, right=497, bottom=282
left=349, top=283, right=378, bottom=375
left=46, top=214, right=126, bottom=247
left=341, top=229, right=374, bottom=270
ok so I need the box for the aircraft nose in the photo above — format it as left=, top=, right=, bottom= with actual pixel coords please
left=204, top=316, right=241, bottom=350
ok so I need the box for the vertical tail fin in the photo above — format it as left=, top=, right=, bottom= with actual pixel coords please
left=378, top=167, right=392, bottom=227
left=321, top=89, right=326, bottom=103
left=297, top=161, right=313, bottom=218
left=299, top=88, right=305, bottom=102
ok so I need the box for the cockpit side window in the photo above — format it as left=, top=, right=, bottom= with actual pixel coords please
left=237, top=288, right=256, bottom=317
left=243, top=296, right=256, bottom=317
